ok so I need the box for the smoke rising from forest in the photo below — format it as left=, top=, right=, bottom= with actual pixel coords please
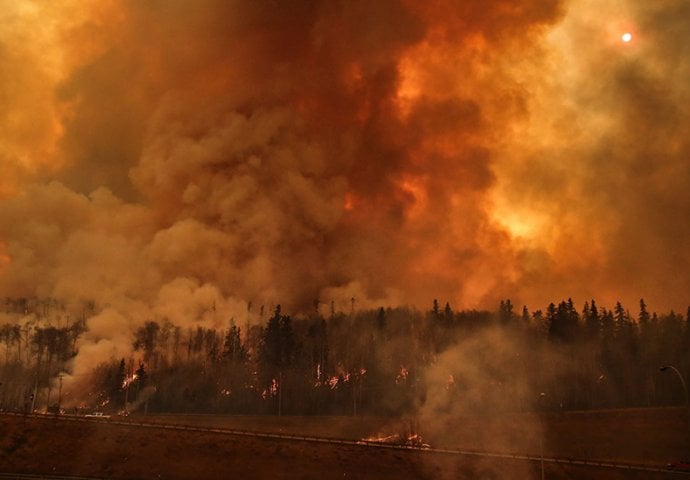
left=1, top=0, right=690, bottom=385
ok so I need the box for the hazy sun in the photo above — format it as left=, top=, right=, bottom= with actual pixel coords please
left=621, top=32, right=632, bottom=43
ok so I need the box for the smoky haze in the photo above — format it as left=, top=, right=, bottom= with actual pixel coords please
left=1, top=0, right=689, bottom=372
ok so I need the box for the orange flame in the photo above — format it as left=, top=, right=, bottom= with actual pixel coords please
left=343, top=191, right=357, bottom=211
left=122, top=373, right=138, bottom=389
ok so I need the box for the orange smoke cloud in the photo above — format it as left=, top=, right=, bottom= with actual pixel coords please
left=1, top=0, right=689, bottom=333
left=0, top=241, right=9, bottom=268
left=0, top=1, right=124, bottom=196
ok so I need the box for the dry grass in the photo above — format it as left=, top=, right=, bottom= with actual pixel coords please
left=131, top=407, right=689, bottom=463
left=0, top=408, right=687, bottom=479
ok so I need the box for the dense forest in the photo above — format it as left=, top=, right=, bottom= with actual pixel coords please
left=1, top=297, right=689, bottom=416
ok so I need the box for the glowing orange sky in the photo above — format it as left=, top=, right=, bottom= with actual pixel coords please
left=1, top=0, right=689, bottom=316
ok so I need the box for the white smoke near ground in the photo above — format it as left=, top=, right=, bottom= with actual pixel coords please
left=414, top=326, right=576, bottom=479
left=125, top=385, right=157, bottom=414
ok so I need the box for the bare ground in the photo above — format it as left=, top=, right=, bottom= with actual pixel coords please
left=0, top=409, right=688, bottom=480
left=125, top=407, right=690, bottom=463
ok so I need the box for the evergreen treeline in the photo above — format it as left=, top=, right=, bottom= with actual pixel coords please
left=1, top=297, right=689, bottom=416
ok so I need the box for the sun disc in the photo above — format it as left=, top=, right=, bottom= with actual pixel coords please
left=621, top=32, right=632, bottom=43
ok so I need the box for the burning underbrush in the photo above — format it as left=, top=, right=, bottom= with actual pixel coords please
left=1, top=295, right=688, bottom=434
left=356, top=414, right=430, bottom=448
left=359, top=432, right=431, bottom=450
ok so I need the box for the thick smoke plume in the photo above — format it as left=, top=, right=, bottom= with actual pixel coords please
left=1, top=0, right=689, bottom=377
